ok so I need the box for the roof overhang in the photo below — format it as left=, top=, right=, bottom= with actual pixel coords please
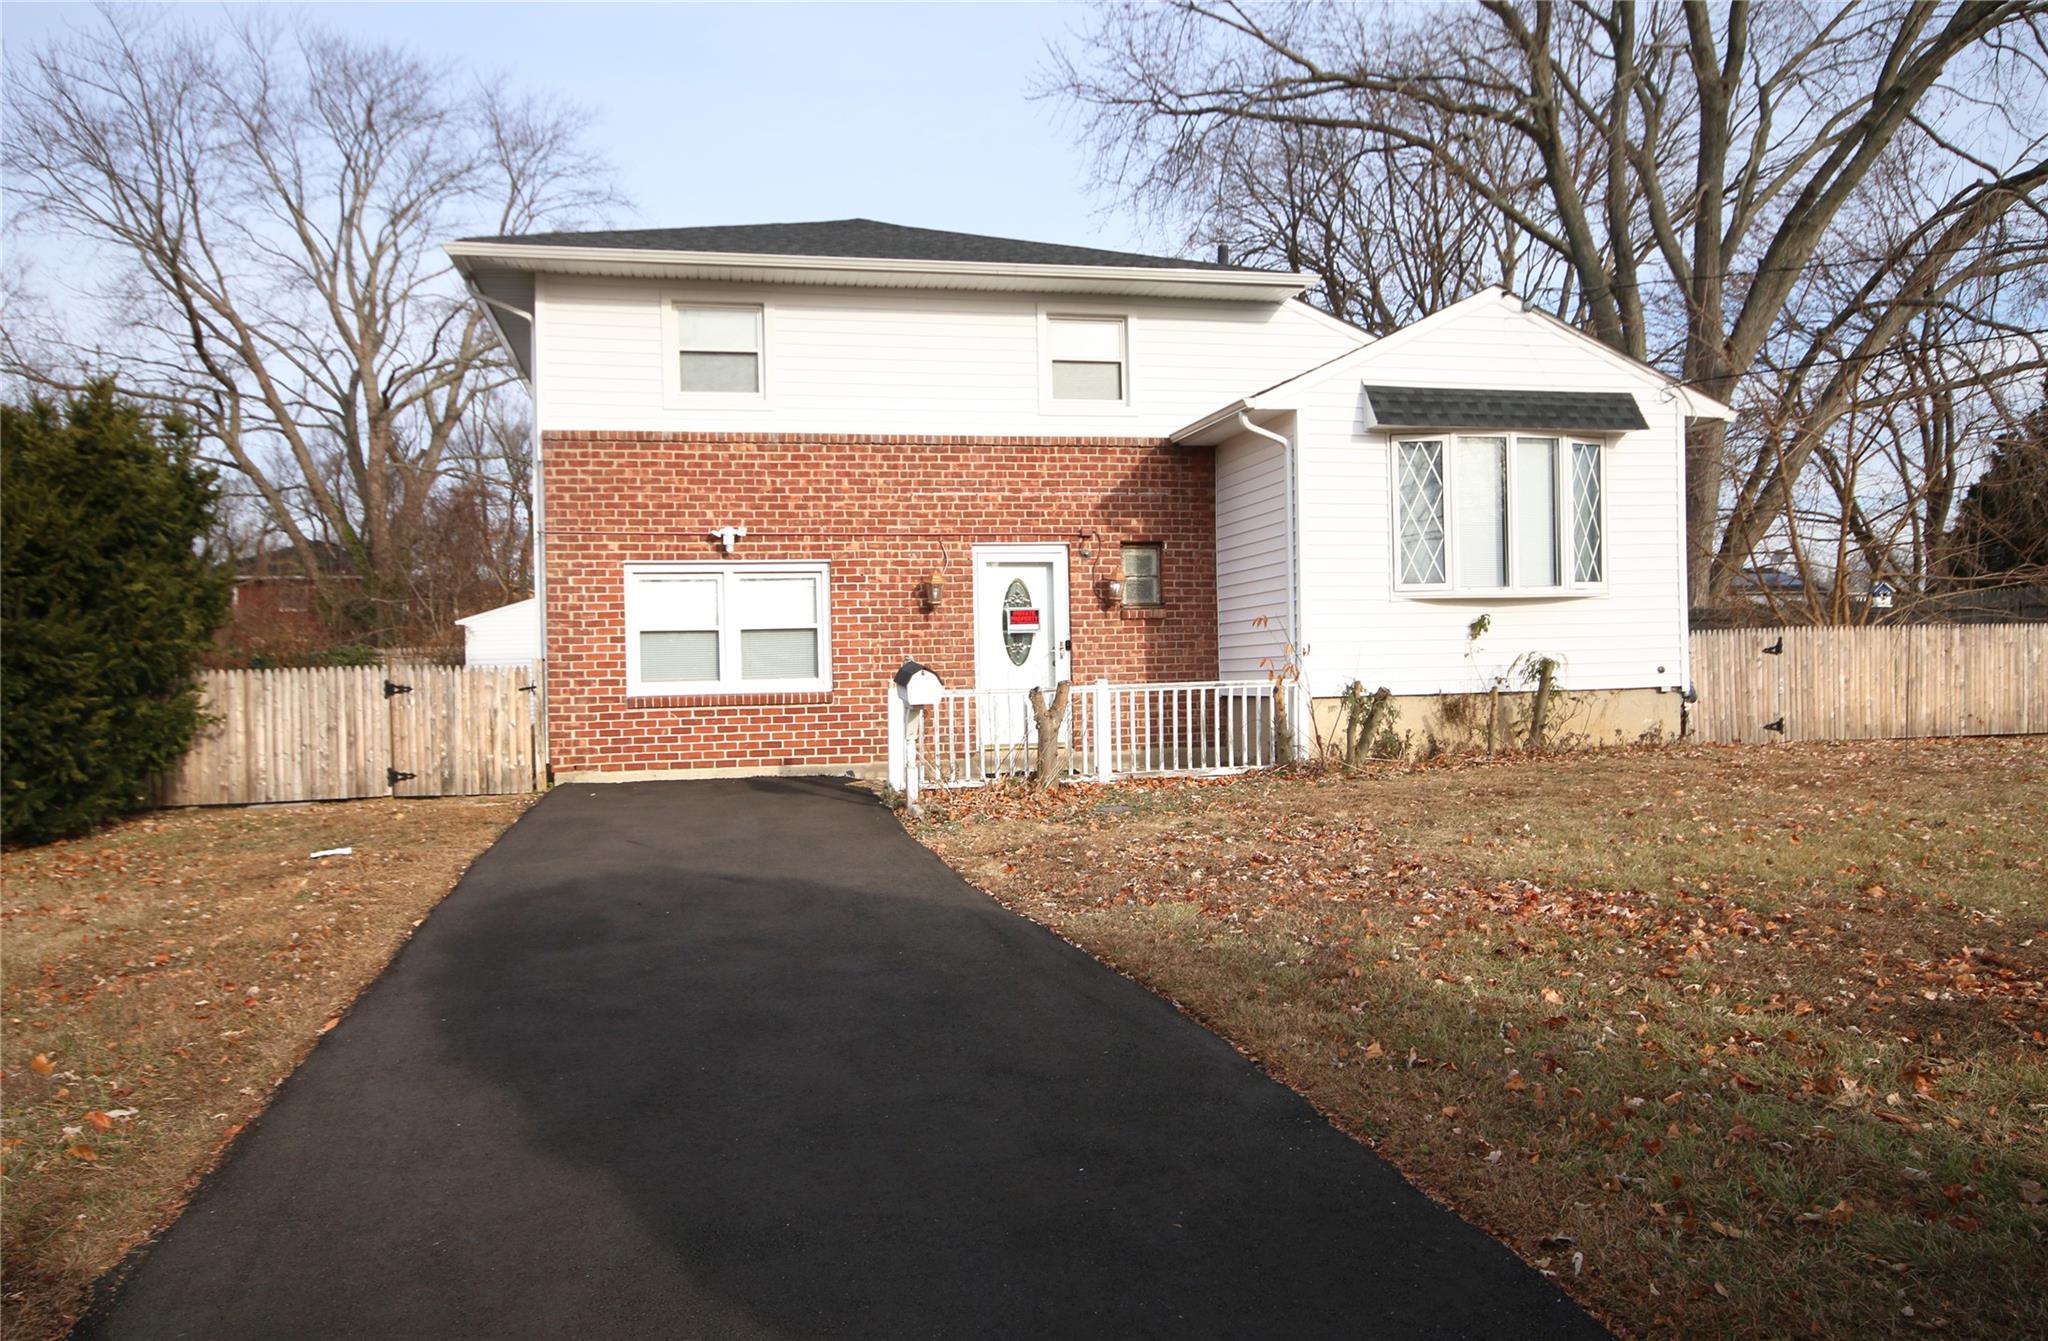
left=444, top=241, right=1313, bottom=303
left=1361, top=385, right=1650, bottom=434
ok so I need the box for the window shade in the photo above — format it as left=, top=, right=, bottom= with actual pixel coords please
left=1513, top=437, right=1559, bottom=587
left=679, top=306, right=760, bottom=351
left=1048, top=317, right=1122, bottom=361
left=640, top=630, right=717, bottom=682
left=1050, top=361, right=1123, bottom=400
left=741, top=628, right=819, bottom=680
left=1455, top=437, right=1507, bottom=588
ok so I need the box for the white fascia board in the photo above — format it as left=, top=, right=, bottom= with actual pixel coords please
left=442, top=240, right=1314, bottom=303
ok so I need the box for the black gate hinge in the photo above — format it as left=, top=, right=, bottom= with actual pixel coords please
left=1762, top=638, right=1783, bottom=656
left=388, top=767, right=416, bottom=786
left=384, top=679, right=413, bottom=698
left=1763, top=718, right=1786, bottom=734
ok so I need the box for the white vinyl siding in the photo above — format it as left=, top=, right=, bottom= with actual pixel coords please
left=535, top=276, right=1365, bottom=436
left=624, top=562, right=831, bottom=696
left=1293, top=293, right=1688, bottom=698
left=1215, top=422, right=1293, bottom=679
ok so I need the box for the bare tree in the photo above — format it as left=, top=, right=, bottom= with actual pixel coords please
left=1051, top=0, right=2048, bottom=605
left=2, top=6, right=619, bottom=638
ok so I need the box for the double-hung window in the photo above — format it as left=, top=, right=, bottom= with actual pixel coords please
left=1045, top=315, right=1128, bottom=403
left=1395, top=435, right=1606, bottom=594
left=675, top=303, right=764, bottom=397
left=624, top=562, right=831, bottom=695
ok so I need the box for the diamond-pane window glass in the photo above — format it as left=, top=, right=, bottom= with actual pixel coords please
left=677, top=304, right=762, bottom=395
left=1572, top=442, right=1604, bottom=583
left=1396, top=440, right=1447, bottom=586
left=1513, top=437, right=1560, bottom=587
left=1454, top=436, right=1508, bottom=589
left=1120, top=543, right=1162, bottom=606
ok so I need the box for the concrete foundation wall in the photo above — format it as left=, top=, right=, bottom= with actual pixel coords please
left=1305, top=686, right=1682, bottom=760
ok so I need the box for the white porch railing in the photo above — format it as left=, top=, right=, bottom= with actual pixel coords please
left=889, top=678, right=1287, bottom=795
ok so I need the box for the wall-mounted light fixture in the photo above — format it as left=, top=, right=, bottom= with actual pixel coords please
left=1100, top=569, right=1125, bottom=606
left=920, top=568, right=946, bottom=612
left=711, top=524, right=748, bottom=554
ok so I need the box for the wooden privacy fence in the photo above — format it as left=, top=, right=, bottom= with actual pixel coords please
left=160, top=663, right=541, bottom=805
left=1688, top=624, right=2048, bottom=744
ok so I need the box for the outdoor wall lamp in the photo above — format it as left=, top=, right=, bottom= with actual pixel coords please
left=920, top=568, right=946, bottom=612
left=1100, top=573, right=1125, bottom=606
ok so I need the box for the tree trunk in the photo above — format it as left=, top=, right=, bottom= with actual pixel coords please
left=1027, top=681, right=1072, bottom=791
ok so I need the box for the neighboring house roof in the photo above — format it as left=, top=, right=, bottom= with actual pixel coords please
left=459, top=218, right=1273, bottom=274
left=1361, top=385, right=1649, bottom=433
left=455, top=596, right=537, bottom=628
left=235, top=540, right=355, bottom=580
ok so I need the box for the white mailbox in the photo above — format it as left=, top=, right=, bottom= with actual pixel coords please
left=893, top=659, right=945, bottom=706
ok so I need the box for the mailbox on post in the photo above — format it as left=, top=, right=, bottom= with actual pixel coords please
left=893, top=659, right=945, bottom=706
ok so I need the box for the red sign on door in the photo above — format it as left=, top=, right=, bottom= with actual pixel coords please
left=1003, top=607, right=1041, bottom=633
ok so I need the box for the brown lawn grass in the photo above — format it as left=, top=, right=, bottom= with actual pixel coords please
left=1, top=795, right=532, bottom=1340
left=910, top=739, right=2048, bottom=1340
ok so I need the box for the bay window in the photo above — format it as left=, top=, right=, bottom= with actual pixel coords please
left=624, top=562, right=831, bottom=695
left=1395, top=435, right=1605, bottom=594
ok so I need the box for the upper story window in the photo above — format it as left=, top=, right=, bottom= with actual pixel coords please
left=676, top=303, right=763, bottom=396
left=623, top=562, right=831, bottom=696
left=1395, top=435, right=1606, bottom=594
left=1046, top=315, right=1127, bottom=403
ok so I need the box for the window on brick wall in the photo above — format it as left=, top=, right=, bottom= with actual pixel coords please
left=1120, top=543, right=1162, bottom=606
left=623, top=562, right=831, bottom=696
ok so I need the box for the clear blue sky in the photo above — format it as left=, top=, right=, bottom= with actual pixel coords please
left=0, top=0, right=1156, bottom=254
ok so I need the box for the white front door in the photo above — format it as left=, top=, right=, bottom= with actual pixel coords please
left=973, top=544, right=1070, bottom=743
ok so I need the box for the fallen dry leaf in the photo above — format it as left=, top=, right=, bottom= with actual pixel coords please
left=30, top=1053, right=55, bottom=1076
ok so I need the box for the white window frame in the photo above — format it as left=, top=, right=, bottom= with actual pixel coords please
left=662, top=295, right=772, bottom=410
left=1390, top=432, right=1609, bottom=598
left=1038, top=306, right=1134, bottom=413
left=623, top=561, right=832, bottom=696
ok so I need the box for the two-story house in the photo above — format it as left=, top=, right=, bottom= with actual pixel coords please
left=447, top=219, right=1730, bottom=781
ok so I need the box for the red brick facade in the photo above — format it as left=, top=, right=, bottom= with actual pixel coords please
left=541, top=431, right=1218, bottom=776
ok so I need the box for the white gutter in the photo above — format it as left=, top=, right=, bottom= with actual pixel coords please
left=444, top=240, right=1313, bottom=300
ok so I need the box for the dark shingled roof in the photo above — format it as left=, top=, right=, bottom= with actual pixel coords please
left=1363, top=385, right=1648, bottom=433
left=459, top=218, right=1278, bottom=273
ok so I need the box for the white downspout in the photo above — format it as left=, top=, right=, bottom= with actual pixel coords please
left=463, top=274, right=548, bottom=779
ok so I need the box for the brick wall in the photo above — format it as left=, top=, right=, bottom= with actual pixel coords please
left=542, top=431, right=1218, bottom=776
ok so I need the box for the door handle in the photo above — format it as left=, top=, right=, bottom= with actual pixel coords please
left=1061, top=638, right=1072, bottom=652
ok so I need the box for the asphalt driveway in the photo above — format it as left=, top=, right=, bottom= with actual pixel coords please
left=80, top=778, right=1608, bottom=1339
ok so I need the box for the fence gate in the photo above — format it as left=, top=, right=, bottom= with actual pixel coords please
left=160, top=663, right=541, bottom=805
